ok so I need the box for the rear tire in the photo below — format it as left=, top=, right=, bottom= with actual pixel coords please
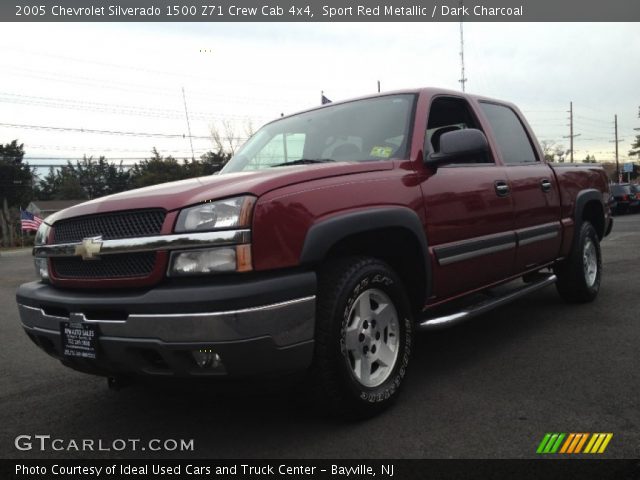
left=310, top=256, right=413, bottom=419
left=554, top=221, right=602, bottom=303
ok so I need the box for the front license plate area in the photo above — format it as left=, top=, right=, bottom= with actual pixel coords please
left=60, top=322, right=98, bottom=359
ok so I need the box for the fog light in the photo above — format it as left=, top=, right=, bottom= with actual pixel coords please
left=34, top=257, right=49, bottom=281
left=192, top=349, right=222, bottom=369
left=169, top=247, right=236, bottom=276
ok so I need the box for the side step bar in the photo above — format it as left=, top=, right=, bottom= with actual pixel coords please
left=419, top=274, right=557, bottom=331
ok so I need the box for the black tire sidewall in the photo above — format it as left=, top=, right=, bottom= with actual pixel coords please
left=556, top=221, right=602, bottom=303
left=333, top=262, right=413, bottom=407
left=576, top=222, right=602, bottom=298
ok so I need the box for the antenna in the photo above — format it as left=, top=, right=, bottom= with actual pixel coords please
left=181, top=87, right=195, bottom=161
left=458, top=0, right=467, bottom=92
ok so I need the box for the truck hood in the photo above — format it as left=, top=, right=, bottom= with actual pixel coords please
left=46, top=161, right=393, bottom=223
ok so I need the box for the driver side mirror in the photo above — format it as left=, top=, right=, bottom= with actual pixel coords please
left=425, top=128, right=489, bottom=167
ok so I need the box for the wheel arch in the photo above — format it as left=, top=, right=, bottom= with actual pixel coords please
left=575, top=189, right=605, bottom=240
left=300, top=207, right=430, bottom=311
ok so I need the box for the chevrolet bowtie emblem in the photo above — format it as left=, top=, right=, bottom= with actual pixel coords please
left=75, top=236, right=103, bottom=260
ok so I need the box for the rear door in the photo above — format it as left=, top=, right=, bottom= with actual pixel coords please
left=478, top=102, right=562, bottom=273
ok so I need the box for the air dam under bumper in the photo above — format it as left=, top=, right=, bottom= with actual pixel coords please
left=16, top=272, right=316, bottom=378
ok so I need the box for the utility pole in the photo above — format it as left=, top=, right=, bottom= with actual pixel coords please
left=563, top=101, right=580, bottom=163
left=377, top=80, right=381, bottom=93
left=615, top=114, right=619, bottom=181
left=610, top=115, right=625, bottom=182
left=181, top=87, right=195, bottom=161
left=458, top=0, right=467, bottom=92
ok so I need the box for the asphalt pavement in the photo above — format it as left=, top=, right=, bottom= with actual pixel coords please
left=1, top=215, right=638, bottom=459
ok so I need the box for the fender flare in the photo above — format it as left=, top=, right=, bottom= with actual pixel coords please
left=575, top=189, right=605, bottom=238
left=299, top=207, right=431, bottom=298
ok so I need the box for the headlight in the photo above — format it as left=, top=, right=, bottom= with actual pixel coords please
left=34, top=222, right=50, bottom=246
left=175, top=196, right=255, bottom=233
left=34, top=222, right=51, bottom=281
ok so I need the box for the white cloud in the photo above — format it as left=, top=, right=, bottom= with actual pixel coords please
left=1, top=22, right=638, bottom=166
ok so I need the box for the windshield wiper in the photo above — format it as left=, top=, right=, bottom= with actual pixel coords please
left=271, top=158, right=336, bottom=168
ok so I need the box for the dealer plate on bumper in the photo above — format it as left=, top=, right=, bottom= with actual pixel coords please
left=60, top=322, right=98, bottom=359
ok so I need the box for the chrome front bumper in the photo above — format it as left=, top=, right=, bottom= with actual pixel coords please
left=16, top=272, right=317, bottom=377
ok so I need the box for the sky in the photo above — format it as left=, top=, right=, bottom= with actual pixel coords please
left=1, top=22, right=639, bottom=176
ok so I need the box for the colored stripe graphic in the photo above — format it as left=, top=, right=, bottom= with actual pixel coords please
left=536, top=433, right=565, bottom=454
left=537, top=433, right=613, bottom=454
left=574, top=433, right=589, bottom=453
left=583, top=433, right=598, bottom=453
left=536, top=433, right=552, bottom=454
left=559, top=433, right=575, bottom=453
left=567, top=433, right=583, bottom=453
left=584, top=433, right=613, bottom=454
left=550, top=433, right=565, bottom=453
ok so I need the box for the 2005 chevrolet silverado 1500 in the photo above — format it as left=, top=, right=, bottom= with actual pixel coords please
left=16, top=88, right=612, bottom=417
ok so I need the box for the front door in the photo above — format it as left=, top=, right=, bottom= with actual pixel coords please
left=418, top=96, right=515, bottom=302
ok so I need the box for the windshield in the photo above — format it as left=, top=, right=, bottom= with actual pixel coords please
left=221, top=94, right=416, bottom=173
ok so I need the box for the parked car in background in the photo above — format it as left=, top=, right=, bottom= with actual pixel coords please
left=630, top=184, right=640, bottom=213
left=610, top=184, right=636, bottom=215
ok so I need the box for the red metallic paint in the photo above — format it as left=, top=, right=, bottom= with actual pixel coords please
left=42, top=88, right=611, bottom=305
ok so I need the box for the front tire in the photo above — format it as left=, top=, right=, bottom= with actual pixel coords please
left=311, top=257, right=413, bottom=419
left=554, top=221, right=602, bottom=303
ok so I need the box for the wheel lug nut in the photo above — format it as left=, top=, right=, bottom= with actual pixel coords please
left=371, top=319, right=377, bottom=328
left=363, top=346, right=369, bottom=354
left=376, top=332, right=380, bottom=340
left=363, top=320, right=369, bottom=329
left=371, top=345, right=376, bottom=354
left=358, top=333, right=365, bottom=342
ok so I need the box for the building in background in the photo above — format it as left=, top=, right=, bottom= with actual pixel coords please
left=27, top=200, right=84, bottom=220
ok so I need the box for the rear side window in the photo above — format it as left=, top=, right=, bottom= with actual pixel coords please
left=480, top=103, right=537, bottom=164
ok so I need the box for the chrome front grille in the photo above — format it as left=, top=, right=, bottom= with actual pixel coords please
left=51, top=209, right=165, bottom=282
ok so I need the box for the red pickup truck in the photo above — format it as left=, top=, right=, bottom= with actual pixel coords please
left=17, top=88, right=612, bottom=418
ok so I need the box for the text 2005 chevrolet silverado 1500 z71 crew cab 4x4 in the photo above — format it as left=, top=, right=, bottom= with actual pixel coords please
left=17, top=88, right=612, bottom=417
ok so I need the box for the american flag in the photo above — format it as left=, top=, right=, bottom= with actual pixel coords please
left=20, top=209, right=43, bottom=231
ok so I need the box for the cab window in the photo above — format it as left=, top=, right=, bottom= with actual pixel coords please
left=427, top=97, right=492, bottom=163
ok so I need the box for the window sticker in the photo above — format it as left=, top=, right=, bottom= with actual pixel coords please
left=370, top=146, right=393, bottom=158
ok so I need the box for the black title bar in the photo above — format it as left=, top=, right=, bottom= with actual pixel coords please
left=2, top=459, right=640, bottom=480
left=4, top=0, right=640, bottom=22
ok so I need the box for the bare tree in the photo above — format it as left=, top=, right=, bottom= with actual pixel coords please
left=210, top=119, right=254, bottom=156
left=540, top=140, right=568, bottom=163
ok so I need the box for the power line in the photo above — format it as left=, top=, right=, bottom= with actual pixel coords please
left=0, top=122, right=212, bottom=139
left=3, top=67, right=303, bottom=109
left=0, top=92, right=262, bottom=121
left=5, top=45, right=311, bottom=94
left=574, top=115, right=613, bottom=125
left=26, top=144, right=210, bottom=153
left=24, top=157, right=186, bottom=160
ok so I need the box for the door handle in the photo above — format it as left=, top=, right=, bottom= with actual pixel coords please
left=541, top=179, right=552, bottom=193
left=494, top=180, right=510, bottom=197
